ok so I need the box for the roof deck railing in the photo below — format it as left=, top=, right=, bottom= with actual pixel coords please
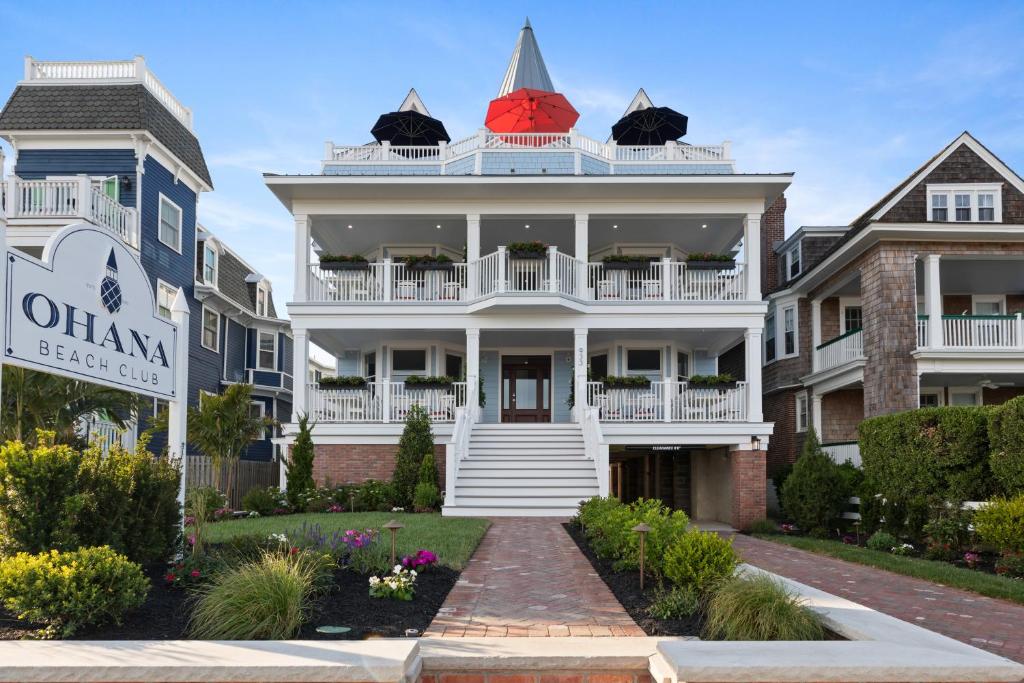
left=22, top=56, right=194, bottom=131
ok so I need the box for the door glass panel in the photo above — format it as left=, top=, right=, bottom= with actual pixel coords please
left=543, top=378, right=550, bottom=409
left=975, top=301, right=1002, bottom=315
left=951, top=392, right=978, bottom=406
left=503, top=378, right=510, bottom=409
left=515, top=372, right=537, bottom=409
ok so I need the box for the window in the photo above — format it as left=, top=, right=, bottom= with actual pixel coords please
left=843, top=306, right=863, bottom=333
left=626, top=349, right=661, bottom=375
left=950, top=388, right=980, bottom=406
left=156, top=280, right=175, bottom=319
left=364, top=352, right=376, bottom=380
left=198, top=390, right=216, bottom=407
left=786, top=244, right=801, bottom=280
left=765, top=313, right=777, bottom=363
left=919, top=390, right=942, bottom=408
left=256, top=285, right=268, bottom=317
left=783, top=306, right=796, bottom=356
left=392, top=349, right=426, bottom=373
left=973, top=296, right=1005, bottom=315
left=203, top=243, right=217, bottom=285
left=258, top=331, right=276, bottom=370
left=201, top=307, right=219, bottom=351
left=249, top=401, right=265, bottom=419
left=158, top=195, right=182, bottom=251
left=795, top=392, right=809, bottom=432
left=676, top=351, right=689, bottom=379
left=955, top=194, right=971, bottom=222
left=445, top=353, right=463, bottom=378
left=590, top=353, right=608, bottom=381
left=927, top=184, right=1002, bottom=223
left=978, top=193, right=996, bottom=221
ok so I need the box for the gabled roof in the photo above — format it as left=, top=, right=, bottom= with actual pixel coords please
left=497, top=18, right=555, bottom=96
left=0, top=83, right=212, bottom=188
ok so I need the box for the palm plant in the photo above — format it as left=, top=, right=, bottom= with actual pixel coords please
left=1, top=367, right=139, bottom=445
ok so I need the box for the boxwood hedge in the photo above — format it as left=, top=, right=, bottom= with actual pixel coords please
left=988, top=396, right=1024, bottom=495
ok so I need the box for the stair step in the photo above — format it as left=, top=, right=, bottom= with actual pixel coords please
left=470, top=437, right=583, bottom=444
left=468, top=449, right=585, bottom=456
left=461, top=458, right=591, bottom=466
left=452, top=495, right=594, bottom=507
left=455, top=486, right=598, bottom=497
left=456, top=476, right=598, bottom=486
left=443, top=505, right=585, bottom=517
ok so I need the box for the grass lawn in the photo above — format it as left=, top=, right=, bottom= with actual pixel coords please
left=753, top=533, right=1024, bottom=606
left=203, top=512, right=490, bottom=570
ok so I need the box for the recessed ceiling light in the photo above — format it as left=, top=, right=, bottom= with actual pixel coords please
left=701, top=224, right=708, bottom=229
left=612, top=224, right=619, bottom=229
left=524, top=224, right=530, bottom=229
left=436, top=224, right=442, bottom=229
left=347, top=224, right=353, bottom=229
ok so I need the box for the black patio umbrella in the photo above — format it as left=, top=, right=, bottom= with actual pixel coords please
left=371, top=110, right=451, bottom=146
left=611, top=106, right=688, bottom=145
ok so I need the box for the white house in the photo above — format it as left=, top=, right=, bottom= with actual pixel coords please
left=266, top=21, right=791, bottom=524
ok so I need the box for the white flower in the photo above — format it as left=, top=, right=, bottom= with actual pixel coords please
left=393, top=565, right=403, bottom=574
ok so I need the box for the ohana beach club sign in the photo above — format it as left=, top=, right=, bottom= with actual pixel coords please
left=3, top=224, right=179, bottom=400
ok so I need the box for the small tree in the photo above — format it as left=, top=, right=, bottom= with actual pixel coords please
left=781, top=427, right=847, bottom=536
left=392, top=405, right=434, bottom=507
left=413, top=453, right=442, bottom=512
left=187, top=384, right=268, bottom=503
left=286, top=414, right=315, bottom=511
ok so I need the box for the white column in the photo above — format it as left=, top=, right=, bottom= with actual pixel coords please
left=811, top=393, right=823, bottom=436
left=573, top=328, right=588, bottom=422
left=744, top=213, right=762, bottom=301
left=382, top=258, right=393, bottom=302
left=924, top=254, right=942, bottom=349
left=548, top=245, right=558, bottom=293
left=575, top=213, right=589, bottom=299
left=168, top=289, right=191, bottom=528
left=294, top=215, right=310, bottom=302
left=466, top=214, right=480, bottom=298
left=292, top=329, right=309, bottom=422
left=497, top=246, right=507, bottom=293
left=466, top=328, right=480, bottom=416
left=661, top=257, right=672, bottom=301
left=811, top=298, right=822, bottom=368
left=744, top=328, right=763, bottom=422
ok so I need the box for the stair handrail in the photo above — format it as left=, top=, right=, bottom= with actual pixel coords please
left=444, top=404, right=477, bottom=508
left=581, top=406, right=609, bottom=497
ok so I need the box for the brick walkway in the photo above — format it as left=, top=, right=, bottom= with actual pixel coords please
left=733, top=534, right=1024, bottom=663
left=425, top=518, right=643, bottom=637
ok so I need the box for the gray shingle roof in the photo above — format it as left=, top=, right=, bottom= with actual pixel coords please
left=217, top=249, right=257, bottom=315
left=0, top=84, right=212, bottom=187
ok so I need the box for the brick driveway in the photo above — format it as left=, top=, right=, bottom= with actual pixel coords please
left=733, top=534, right=1024, bottom=663
left=424, top=518, right=643, bottom=637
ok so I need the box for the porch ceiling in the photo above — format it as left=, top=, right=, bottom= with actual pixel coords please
left=914, top=258, right=1024, bottom=296
left=312, top=215, right=467, bottom=256
left=920, top=372, right=1024, bottom=387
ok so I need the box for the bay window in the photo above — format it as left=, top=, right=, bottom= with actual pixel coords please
left=258, top=331, right=276, bottom=370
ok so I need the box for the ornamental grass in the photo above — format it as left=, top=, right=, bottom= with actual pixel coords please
left=703, top=573, right=825, bottom=641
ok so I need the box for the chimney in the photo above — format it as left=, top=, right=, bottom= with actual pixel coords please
left=760, top=194, right=786, bottom=294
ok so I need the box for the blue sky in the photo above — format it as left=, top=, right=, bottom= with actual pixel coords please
left=1, top=1, right=1023, bottom=313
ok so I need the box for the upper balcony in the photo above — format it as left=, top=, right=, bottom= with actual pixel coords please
left=2, top=175, right=139, bottom=249
left=323, top=130, right=733, bottom=177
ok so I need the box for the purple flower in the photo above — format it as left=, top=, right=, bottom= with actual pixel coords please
left=401, top=549, right=438, bottom=570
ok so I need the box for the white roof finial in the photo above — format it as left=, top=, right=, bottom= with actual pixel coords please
left=397, top=88, right=431, bottom=116
left=497, top=19, right=554, bottom=96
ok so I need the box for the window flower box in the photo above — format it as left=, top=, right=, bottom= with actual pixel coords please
left=687, top=374, right=738, bottom=391
left=602, top=375, right=651, bottom=389
left=399, top=255, right=455, bottom=271
left=602, top=255, right=657, bottom=271
left=318, top=375, right=368, bottom=389
left=404, top=375, right=455, bottom=390
left=507, top=241, right=548, bottom=259
left=685, top=252, right=735, bottom=270
left=319, top=255, right=370, bottom=271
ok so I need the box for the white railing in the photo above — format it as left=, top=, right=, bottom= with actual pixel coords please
left=79, top=415, right=137, bottom=455
left=585, top=381, right=748, bottom=423
left=445, top=401, right=478, bottom=507
left=814, top=329, right=864, bottom=373
left=307, top=261, right=467, bottom=302
left=942, top=314, right=1022, bottom=349
left=306, top=381, right=467, bottom=424
left=581, top=406, right=609, bottom=497
left=505, top=253, right=549, bottom=293
left=916, top=317, right=928, bottom=347
left=554, top=250, right=580, bottom=297
left=675, top=264, right=746, bottom=300
left=24, top=57, right=193, bottom=130
left=389, top=382, right=467, bottom=422
left=823, top=442, right=861, bottom=467
left=307, top=263, right=383, bottom=302
left=388, top=262, right=467, bottom=302
left=587, top=261, right=745, bottom=301
left=326, top=129, right=732, bottom=171
left=589, top=261, right=664, bottom=301
left=3, top=177, right=139, bottom=248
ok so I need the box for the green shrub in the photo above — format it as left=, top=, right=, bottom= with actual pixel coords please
left=242, top=486, right=286, bottom=516
left=578, top=497, right=634, bottom=561
left=663, top=530, right=738, bottom=592
left=703, top=574, right=825, bottom=641
left=0, top=546, right=148, bottom=638
left=866, top=531, right=899, bottom=552
left=0, top=437, right=84, bottom=554
left=286, top=414, right=315, bottom=511
left=781, top=428, right=847, bottom=535
left=392, top=406, right=434, bottom=507
left=974, top=495, right=1024, bottom=554
left=988, top=397, right=1024, bottom=495
left=188, top=485, right=227, bottom=519
left=647, top=585, right=701, bottom=619
left=412, top=453, right=442, bottom=511
left=771, top=462, right=794, bottom=515
left=746, top=518, right=780, bottom=535
left=188, top=550, right=331, bottom=639
left=859, top=406, right=993, bottom=540
left=354, top=480, right=397, bottom=512
left=576, top=497, right=689, bottom=577
left=923, top=508, right=974, bottom=561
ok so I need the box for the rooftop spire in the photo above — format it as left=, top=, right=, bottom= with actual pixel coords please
left=497, top=18, right=554, bottom=97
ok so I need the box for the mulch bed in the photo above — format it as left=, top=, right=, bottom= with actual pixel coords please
left=563, top=522, right=702, bottom=637
left=0, top=562, right=459, bottom=641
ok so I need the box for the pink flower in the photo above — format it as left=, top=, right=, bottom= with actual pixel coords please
left=190, top=570, right=201, bottom=578
left=165, top=573, right=176, bottom=583
left=187, top=534, right=196, bottom=546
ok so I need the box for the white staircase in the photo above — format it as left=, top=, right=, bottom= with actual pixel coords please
left=443, top=423, right=600, bottom=517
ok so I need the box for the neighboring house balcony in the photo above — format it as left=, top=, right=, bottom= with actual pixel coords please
left=1, top=175, right=139, bottom=249
left=305, top=248, right=746, bottom=306
left=323, top=130, right=733, bottom=177
left=916, top=314, right=1024, bottom=350
left=224, top=368, right=294, bottom=395
left=812, top=328, right=865, bottom=374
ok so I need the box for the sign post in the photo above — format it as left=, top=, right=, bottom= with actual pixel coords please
left=0, top=222, right=189, bottom=527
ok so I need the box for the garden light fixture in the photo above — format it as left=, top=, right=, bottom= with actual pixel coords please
left=384, top=519, right=405, bottom=566
left=632, top=522, right=651, bottom=590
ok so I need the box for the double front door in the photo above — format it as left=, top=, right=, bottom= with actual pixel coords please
left=501, top=355, right=552, bottom=423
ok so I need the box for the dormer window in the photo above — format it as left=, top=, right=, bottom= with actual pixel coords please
left=927, top=184, right=1001, bottom=223
left=256, top=284, right=268, bottom=317
left=786, top=244, right=801, bottom=280
left=203, top=242, right=217, bottom=285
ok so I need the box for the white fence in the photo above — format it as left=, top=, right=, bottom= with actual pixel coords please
left=79, top=416, right=137, bottom=454
left=814, top=329, right=864, bottom=372
left=585, top=381, right=748, bottom=422
left=823, top=441, right=861, bottom=467
left=3, top=176, right=139, bottom=247
left=307, top=381, right=467, bottom=423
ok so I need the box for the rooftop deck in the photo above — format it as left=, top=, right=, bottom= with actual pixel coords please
left=323, top=130, right=733, bottom=177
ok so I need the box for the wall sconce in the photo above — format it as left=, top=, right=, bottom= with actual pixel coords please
left=752, top=436, right=762, bottom=451
left=120, top=175, right=133, bottom=192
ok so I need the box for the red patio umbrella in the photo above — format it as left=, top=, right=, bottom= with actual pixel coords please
left=485, top=87, right=579, bottom=134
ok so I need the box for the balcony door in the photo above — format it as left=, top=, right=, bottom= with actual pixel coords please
left=501, top=355, right=552, bottom=423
